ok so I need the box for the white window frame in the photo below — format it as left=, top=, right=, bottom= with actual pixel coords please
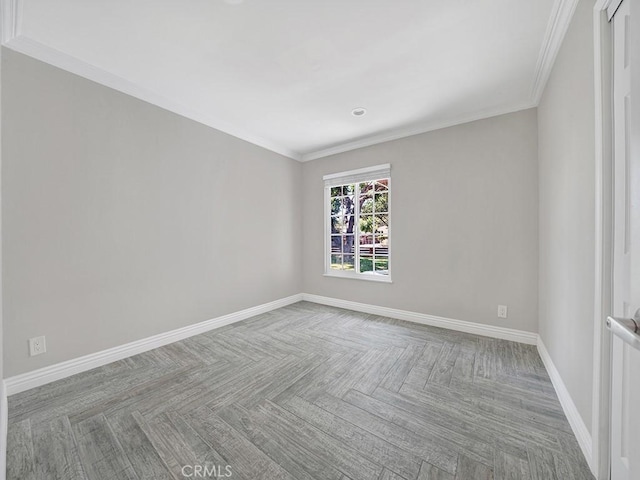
left=323, top=164, right=392, bottom=283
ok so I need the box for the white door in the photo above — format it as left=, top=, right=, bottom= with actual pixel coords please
left=609, top=0, right=640, bottom=479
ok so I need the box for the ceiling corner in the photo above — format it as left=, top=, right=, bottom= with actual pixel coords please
left=530, top=0, right=580, bottom=105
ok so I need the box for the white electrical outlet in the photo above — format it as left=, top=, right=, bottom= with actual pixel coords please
left=497, top=305, right=508, bottom=319
left=29, top=336, right=46, bottom=356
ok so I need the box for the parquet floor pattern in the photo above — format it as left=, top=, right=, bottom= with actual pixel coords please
left=7, top=302, right=594, bottom=479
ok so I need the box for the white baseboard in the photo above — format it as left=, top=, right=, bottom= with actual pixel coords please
left=300, top=294, right=594, bottom=472
left=0, top=380, right=7, bottom=480
left=5, top=294, right=303, bottom=396
left=301, top=293, right=538, bottom=345
left=537, top=337, right=594, bottom=474
left=1, top=291, right=595, bottom=480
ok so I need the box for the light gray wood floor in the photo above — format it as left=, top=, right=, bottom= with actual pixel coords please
left=7, top=302, right=594, bottom=479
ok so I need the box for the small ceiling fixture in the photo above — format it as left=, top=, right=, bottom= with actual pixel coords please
left=351, top=107, right=367, bottom=117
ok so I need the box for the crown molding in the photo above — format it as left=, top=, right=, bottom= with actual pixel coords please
left=3, top=32, right=536, bottom=165
left=1, top=0, right=21, bottom=44
left=530, top=0, right=580, bottom=105
left=301, top=101, right=536, bottom=161
left=1, top=0, right=301, bottom=160
left=3, top=35, right=302, bottom=161
left=2, top=0, right=572, bottom=163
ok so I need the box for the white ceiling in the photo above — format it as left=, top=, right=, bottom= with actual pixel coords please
left=4, top=0, right=573, bottom=161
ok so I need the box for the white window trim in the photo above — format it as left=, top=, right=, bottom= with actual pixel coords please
left=323, top=164, right=392, bottom=283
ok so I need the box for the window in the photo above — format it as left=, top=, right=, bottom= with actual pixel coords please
left=324, top=164, right=391, bottom=282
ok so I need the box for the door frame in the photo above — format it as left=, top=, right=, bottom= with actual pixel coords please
left=593, top=1, right=616, bottom=478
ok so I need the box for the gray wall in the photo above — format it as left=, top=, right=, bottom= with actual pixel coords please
left=538, top=0, right=595, bottom=432
left=2, top=49, right=303, bottom=377
left=302, top=109, right=539, bottom=333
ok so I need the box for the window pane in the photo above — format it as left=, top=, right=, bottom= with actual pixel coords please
left=360, top=256, right=374, bottom=273
left=342, top=235, right=355, bottom=254
left=360, top=183, right=374, bottom=214
left=375, top=179, right=389, bottom=191
left=360, top=234, right=374, bottom=244
left=344, top=215, right=355, bottom=234
left=342, top=196, right=356, bottom=216
left=332, top=215, right=354, bottom=234
left=375, top=234, right=389, bottom=246
left=361, top=196, right=374, bottom=214
left=331, top=235, right=342, bottom=253
left=375, top=192, right=388, bottom=213
left=374, top=214, right=389, bottom=234
left=331, top=216, right=340, bottom=234
left=359, top=181, right=374, bottom=194
left=343, top=255, right=355, bottom=271
left=330, top=255, right=342, bottom=270
left=331, top=197, right=356, bottom=218
left=330, top=197, right=355, bottom=218
left=374, top=257, right=389, bottom=274
left=359, top=214, right=374, bottom=234
left=330, top=197, right=342, bottom=215
left=359, top=234, right=374, bottom=256
left=330, top=186, right=342, bottom=197
left=374, top=235, right=389, bottom=256
left=343, top=184, right=356, bottom=196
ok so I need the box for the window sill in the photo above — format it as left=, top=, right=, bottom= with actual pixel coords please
left=323, top=272, right=393, bottom=283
